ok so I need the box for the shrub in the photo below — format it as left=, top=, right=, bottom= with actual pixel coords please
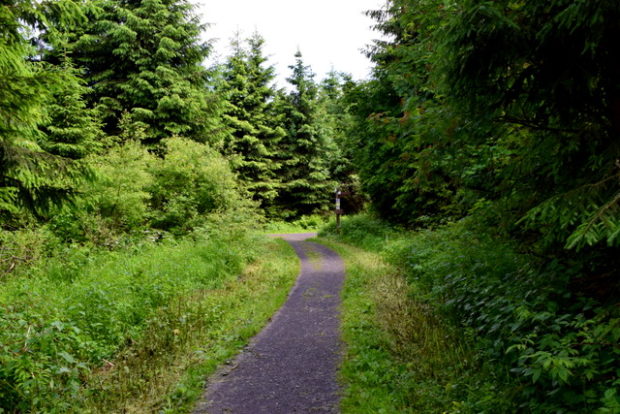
left=325, top=215, right=620, bottom=413
left=0, top=227, right=260, bottom=412
left=148, top=137, right=253, bottom=235
left=49, top=141, right=154, bottom=245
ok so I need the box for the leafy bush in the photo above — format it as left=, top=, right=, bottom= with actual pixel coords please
left=323, top=215, right=620, bottom=413
left=397, top=223, right=619, bottom=412
left=0, top=227, right=261, bottom=412
left=148, top=137, right=253, bottom=235
left=49, top=140, right=155, bottom=245
left=47, top=137, right=256, bottom=245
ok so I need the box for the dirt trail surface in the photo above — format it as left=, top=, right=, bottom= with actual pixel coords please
left=194, top=233, right=344, bottom=414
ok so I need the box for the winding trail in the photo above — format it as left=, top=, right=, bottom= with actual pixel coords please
left=193, top=233, right=345, bottom=414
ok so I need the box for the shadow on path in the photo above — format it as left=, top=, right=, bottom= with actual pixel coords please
left=193, top=233, right=344, bottom=414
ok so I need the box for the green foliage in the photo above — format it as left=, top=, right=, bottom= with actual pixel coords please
left=66, top=237, right=298, bottom=413
left=315, top=72, right=367, bottom=214
left=342, top=0, right=462, bottom=225
left=0, top=228, right=267, bottom=412
left=347, top=0, right=620, bottom=249
left=274, top=51, right=336, bottom=219
left=264, top=214, right=330, bottom=233
left=49, top=140, right=155, bottom=245
left=440, top=0, right=620, bottom=251
left=48, top=136, right=254, bottom=243
left=0, top=227, right=60, bottom=276
left=39, top=59, right=101, bottom=160
left=323, top=215, right=620, bottom=413
left=220, top=33, right=285, bottom=211
left=340, top=3, right=620, bottom=410
left=0, top=1, right=91, bottom=221
left=320, top=238, right=481, bottom=413
left=68, top=0, right=225, bottom=144
left=148, top=137, right=252, bottom=235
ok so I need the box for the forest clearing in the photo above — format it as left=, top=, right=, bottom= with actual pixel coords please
left=1, top=0, right=619, bottom=412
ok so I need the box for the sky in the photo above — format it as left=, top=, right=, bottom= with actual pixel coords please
left=192, top=0, right=386, bottom=88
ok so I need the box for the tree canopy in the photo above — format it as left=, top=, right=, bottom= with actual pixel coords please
left=220, top=33, right=285, bottom=212
left=66, top=0, right=224, bottom=144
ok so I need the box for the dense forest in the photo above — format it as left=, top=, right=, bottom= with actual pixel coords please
left=1, top=0, right=619, bottom=412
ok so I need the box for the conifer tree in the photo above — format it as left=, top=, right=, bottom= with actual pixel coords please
left=69, top=0, right=223, bottom=144
left=1, top=1, right=88, bottom=220
left=316, top=70, right=354, bottom=183
left=275, top=51, right=334, bottom=218
left=39, top=59, right=101, bottom=159
left=316, top=71, right=366, bottom=213
left=220, top=33, right=284, bottom=211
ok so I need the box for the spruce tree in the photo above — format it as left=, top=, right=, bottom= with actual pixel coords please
left=69, top=0, right=223, bottom=144
left=220, top=33, right=284, bottom=212
left=39, top=59, right=101, bottom=159
left=1, top=1, right=88, bottom=220
left=316, top=70, right=354, bottom=183
left=316, top=71, right=366, bottom=213
left=275, top=51, right=334, bottom=219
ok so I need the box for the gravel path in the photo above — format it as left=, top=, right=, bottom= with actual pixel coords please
left=194, top=233, right=344, bottom=414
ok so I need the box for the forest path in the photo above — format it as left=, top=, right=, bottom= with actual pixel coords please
left=194, top=233, right=344, bottom=414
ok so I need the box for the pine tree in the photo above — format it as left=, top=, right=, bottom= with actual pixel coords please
left=344, top=0, right=461, bottom=224
left=39, top=59, right=101, bottom=159
left=442, top=0, right=620, bottom=249
left=69, top=0, right=224, bottom=144
left=275, top=51, right=334, bottom=219
left=220, top=33, right=284, bottom=211
left=316, top=70, right=354, bottom=183
left=1, top=1, right=88, bottom=220
left=316, top=71, right=366, bottom=213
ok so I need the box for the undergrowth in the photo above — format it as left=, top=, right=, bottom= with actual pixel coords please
left=319, top=238, right=508, bottom=413
left=320, top=214, right=620, bottom=413
left=0, top=229, right=298, bottom=413
left=263, top=214, right=331, bottom=234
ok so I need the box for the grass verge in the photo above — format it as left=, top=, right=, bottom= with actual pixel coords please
left=320, top=213, right=620, bottom=413
left=317, top=237, right=476, bottom=413
left=0, top=233, right=299, bottom=413
left=84, top=237, right=299, bottom=413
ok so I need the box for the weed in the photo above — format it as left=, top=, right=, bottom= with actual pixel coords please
left=317, top=238, right=490, bottom=413
left=0, top=230, right=297, bottom=413
left=321, top=214, right=620, bottom=413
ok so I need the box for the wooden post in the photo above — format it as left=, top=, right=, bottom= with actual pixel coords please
left=335, top=189, right=342, bottom=233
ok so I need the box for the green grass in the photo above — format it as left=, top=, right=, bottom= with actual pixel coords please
left=317, top=237, right=474, bottom=413
left=85, top=237, right=299, bottom=413
left=262, top=214, right=332, bottom=234
left=319, top=214, right=620, bottom=413
left=0, top=231, right=299, bottom=413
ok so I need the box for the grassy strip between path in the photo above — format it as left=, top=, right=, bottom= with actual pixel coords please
left=84, top=237, right=299, bottom=413
left=317, top=237, right=478, bottom=414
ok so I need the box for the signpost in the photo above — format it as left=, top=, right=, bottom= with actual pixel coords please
left=334, top=187, right=352, bottom=232
left=335, top=189, right=342, bottom=231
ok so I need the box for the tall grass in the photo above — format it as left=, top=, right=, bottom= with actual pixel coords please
left=0, top=229, right=299, bottom=413
left=317, top=238, right=486, bottom=413
left=320, top=214, right=620, bottom=413
left=84, top=238, right=299, bottom=413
